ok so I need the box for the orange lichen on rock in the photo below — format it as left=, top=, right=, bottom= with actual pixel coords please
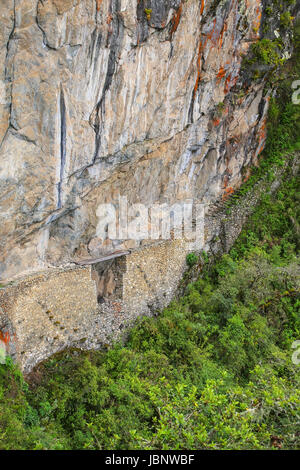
left=224, top=74, right=231, bottom=93
left=222, top=173, right=235, bottom=200
left=253, top=117, right=267, bottom=163
left=170, top=3, right=183, bottom=38
left=206, top=18, right=217, bottom=42
left=224, top=73, right=238, bottom=94
left=96, top=0, right=103, bottom=12
left=213, top=118, right=221, bottom=127
left=252, top=0, right=262, bottom=37
left=106, top=13, right=113, bottom=34
left=222, top=185, right=235, bottom=200
left=0, top=331, right=10, bottom=344
left=193, top=18, right=219, bottom=94
left=112, top=301, right=122, bottom=314
left=192, top=1, right=240, bottom=104
left=193, top=39, right=203, bottom=97
left=200, top=0, right=205, bottom=15
left=217, top=66, right=226, bottom=83
left=219, top=22, right=227, bottom=47
left=257, top=118, right=267, bottom=153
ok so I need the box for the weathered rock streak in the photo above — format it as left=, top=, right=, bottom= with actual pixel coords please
left=0, top=0, right=298, bottom=370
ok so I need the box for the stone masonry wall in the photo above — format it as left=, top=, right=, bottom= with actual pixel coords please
left=0, top=266, right=99, bottom=371
left=1, top=153, right=298, bottom=372
left=0, top=0, right=299, bottom=371
left=1, top=0, right=297, bottom=282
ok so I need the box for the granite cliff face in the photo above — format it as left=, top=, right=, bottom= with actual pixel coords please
left=0, top=0, right=295, bottom=282
left=1, top=0, right=299, bottom=371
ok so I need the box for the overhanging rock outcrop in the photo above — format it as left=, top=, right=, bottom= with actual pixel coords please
left=0, top=0, right=299, bottom=370
left=1, top=0, right=294, bottom=281
left=0, top=239, right=189, bottom=372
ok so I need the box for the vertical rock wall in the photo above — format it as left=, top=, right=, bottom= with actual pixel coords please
left=0, top=0, right=299, bottom=369
left=0, top=0, right=286, bottom=281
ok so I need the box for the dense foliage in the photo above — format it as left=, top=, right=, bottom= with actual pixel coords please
left=1, top=154, right=299, bottom=449
left=225, top=19, right=300, bottom=211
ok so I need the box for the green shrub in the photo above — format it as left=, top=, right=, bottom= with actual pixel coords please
left=1, top=166, right=299, bottom=449
left=280, top=11, right=293, bottom=28
left=1, top=12, right=300, bottom=454
left=250, top=39, right=283, bottom=67
left=186, top=252, right=198, bottom=267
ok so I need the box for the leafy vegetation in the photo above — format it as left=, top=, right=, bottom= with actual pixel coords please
left=243, top=0, right=297, bottom=79
left=0, top=5, right=299, bottom=454
left=144, top=8, right=152, bottom=21
left=249, top=39, right=284, bottom=68
left=226, top=20, right=300, bottom=210
left=0, top=156, right=299, bottom=449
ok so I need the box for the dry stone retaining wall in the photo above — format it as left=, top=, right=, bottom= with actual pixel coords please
left=1, top=153, right=299, bottom=372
